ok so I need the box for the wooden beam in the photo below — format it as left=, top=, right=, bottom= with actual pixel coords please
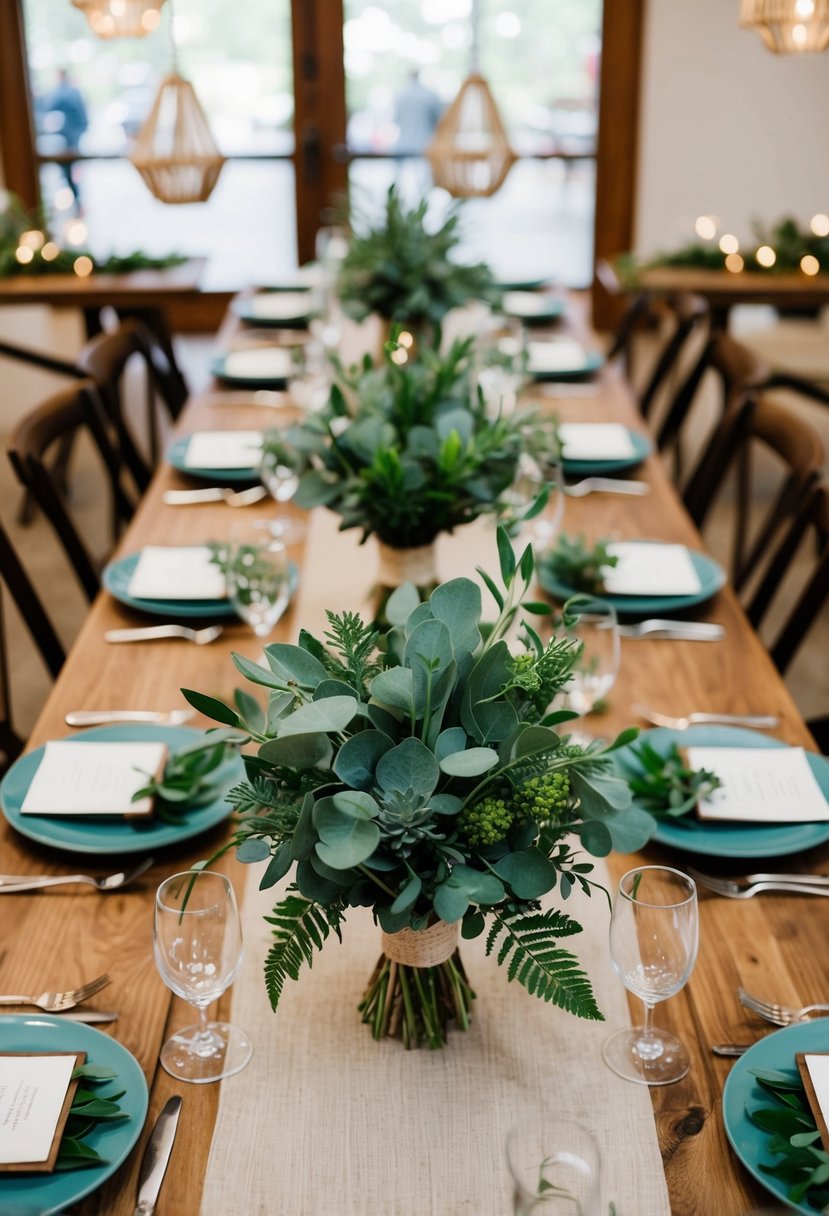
left=290, top=0, right=348, bottom=266
left=592, top=0, right=645, bottom=331
left=0, top=0, right=39, bottom=209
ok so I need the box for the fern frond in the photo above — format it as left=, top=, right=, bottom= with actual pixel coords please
left=485, top=906, right=602, bottom=1020
left=263, top=890, right=344, bottom=1010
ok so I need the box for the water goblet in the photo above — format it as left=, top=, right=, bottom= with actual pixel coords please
left=503, top=453, right=565, bottom=547
left=476, top=316, right=526, bottom=416
left=564, top=597, right=620, bottom=720
left=226, top=519, right=293, bottom=638
left=258, top=448, right=306, bottom=544
left=154, top=870, right=252, bottom=1083
left=602, top=865, right=699, bottom=1085
left=506, top=1114, right=602, bottom=1215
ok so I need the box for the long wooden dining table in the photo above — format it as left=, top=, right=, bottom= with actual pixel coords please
left=1, top=297, right=826, bottom=1215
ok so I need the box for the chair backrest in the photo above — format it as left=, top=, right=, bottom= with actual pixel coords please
left=0, top=519, right=66, bottom=770
left=76, top=318, right=187, bottom=493
left=636, top=293, right=710, bottom=421
left=7, top=381, right=135, bottom=602
left=682, top=393, right=824, bottom=591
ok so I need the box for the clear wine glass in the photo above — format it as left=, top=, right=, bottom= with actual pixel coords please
left=226, top=519, right=293, bottom=638
left=154, top=870, right=252, bottom=1084
left=503, top=453, right=565, bottom=548
left=476, top=316, right=526, bottom=416
left=506, top=1114, right=602, bottom=1215
left=564, top=597, right=620, bottom=718
left=257, top=451, right=306, bottom=544
left=603, top=865, right=699, bottom=1086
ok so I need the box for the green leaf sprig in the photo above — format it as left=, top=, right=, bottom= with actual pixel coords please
left=56, top=1063, right=127, bottom=1171
left=133, top=733, right=244, bottom=823
left=628, top=741, right=722, bottom=819
left=748, top=1066, right=829, bottom=1209
left=541, top=534, right=618, bottom=594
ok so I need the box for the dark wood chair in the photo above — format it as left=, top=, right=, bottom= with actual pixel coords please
left=0, top=519, right=65, bottom=771
left=682, top=393, right=824, bottom=593
left=76, top=317, right=188, bottom=495
left=7, top=382, right=136, bottom=602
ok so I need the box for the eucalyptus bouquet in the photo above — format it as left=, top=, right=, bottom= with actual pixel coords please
left=184, top=532, right=656, bottom=1048
left=337, top=187, right=494, bottom=345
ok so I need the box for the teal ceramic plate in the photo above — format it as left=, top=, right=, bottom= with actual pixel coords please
left=528, top=349, right=605, bottom=381
left=103, top=550, right=231, bottom=619
left=723, top=1020, right=829, bottom=1214
left=0, top=724, right=243, bottom=855
left=232, top=288, right=311, bottom=328
left=0, top=1014, right=148, bottom=1216
left=494, top=276, right=548, bottom=292
left=499, top=292, right=566, bottom=325
left=538, top=543, right=726, bottom=618
left=166, top=435, right=260, bottom=484
left=562, top=429, right=652, bottom=476
left=209, top=352, right=292, bottom=388
left=615, top=725, right=829, bottom=858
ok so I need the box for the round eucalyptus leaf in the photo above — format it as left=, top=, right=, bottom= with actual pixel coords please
left=385, top=581, right=421, bottom=627
left=433, top=880, right=469, bottom=923
left=370, top=666, right=414, bottom=714
left=435, top=726, right=467, bottom=762
left=375, top=736, right=440, bottom=798
left=461, top=908, right=486, bottom=940
left=493, top=849, right=558, bottom=899
left=236, top=838, right=271, bottom=864
left=333, top=730, right=394, bottom=791
left=263, top=642, right=328, bottom=689
left=429, top=578, right=482, bottom=652
left=428, top=793, right=463, bottom=816
left=296, top=858, right=350, bottom=904
left=259, top=732, right=332, bottom=770
left=452, top=865, right=506, bottom=906
left=579, top=818, right=613, bottom=857
left=439, top=746, right=500, bottom=777
left=315, top=819, right=381, bottom=870
left=390, top=873, right=422, bottom=915
left=278, top=695, right=361, bottom=738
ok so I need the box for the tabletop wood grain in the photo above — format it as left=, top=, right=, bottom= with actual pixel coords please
left=1, top=302, right=825, bottom=1215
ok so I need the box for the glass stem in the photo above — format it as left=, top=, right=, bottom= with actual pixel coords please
left=635, top=1000, right=663, bottom=1060
left=195, top=1003, right=211, bottom=1042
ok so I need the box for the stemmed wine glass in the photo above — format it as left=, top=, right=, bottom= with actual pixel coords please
left=258, top=447, right=306, bottom=544
left=503, top=453, right=565, bottom=548
left=506, top=1114, right=602, bottom=1215
left=476, top=316, right=526, bottom=416
left=563, top=597, right=620, bottom=730
left=154, top=870, right=252, bottom=1083
left=226, top=519, right=293, bottom=639
left=602, top=865, right=699, bottom=1085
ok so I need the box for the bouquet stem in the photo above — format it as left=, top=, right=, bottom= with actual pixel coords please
left=358, top=950, right=475, bottom=1049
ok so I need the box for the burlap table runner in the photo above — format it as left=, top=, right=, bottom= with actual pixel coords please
left=201, top=856, right=670, bottom=1215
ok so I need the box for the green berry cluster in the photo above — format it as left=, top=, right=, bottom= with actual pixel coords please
left=457, top=796, right=514, bottom=846
left=516, top=772, right=571, bottom=824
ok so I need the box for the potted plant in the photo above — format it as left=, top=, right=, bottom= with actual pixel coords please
left=184, top=532, right=656, bottom=1049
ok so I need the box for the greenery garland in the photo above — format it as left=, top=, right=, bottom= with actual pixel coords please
left=621, top=216, right=829, bottom=278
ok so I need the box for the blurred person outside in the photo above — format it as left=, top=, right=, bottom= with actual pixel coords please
left=44, top=69, right=89, bottom=210
left=393, top=69, right=443, bottom=202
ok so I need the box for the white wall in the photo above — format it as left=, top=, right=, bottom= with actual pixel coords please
left=635, top=0, right=829, bottom=255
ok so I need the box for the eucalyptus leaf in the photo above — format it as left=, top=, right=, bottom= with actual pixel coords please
left=439, top=747, right=499, bottom=777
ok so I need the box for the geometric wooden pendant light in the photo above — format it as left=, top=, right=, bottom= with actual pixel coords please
left=71, top=0, right=166, bottom=39
left=426, top=72, right=516, bottom=198
left=130, top=72, right=226, bottom=203
left=740, top=0, right=829, bottom=52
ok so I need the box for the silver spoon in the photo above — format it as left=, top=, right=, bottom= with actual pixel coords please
left=104, top=624, right=223, bottom=645
left=565, top=477, right=650, bottom=497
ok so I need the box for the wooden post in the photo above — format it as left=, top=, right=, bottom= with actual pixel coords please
left=290, top=0, right=348, bottom=266
left=0, top=0, right=39, bottom=210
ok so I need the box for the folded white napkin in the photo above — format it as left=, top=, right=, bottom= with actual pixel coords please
left=502, top=291, right=555, bottom=317
left=690, top=746, right=829, bottom=823
left=221, top=348, right=295, bottom=380
left=184, top=431, right=263, bottom=469
left=602, top=542, right=702, bottom=596
left=127, top=546, right=227, bottom=600
left=246, top=292, right=311, bottom=321
left=20, top=740, right=168, bottom=816
left=527, top=338, right=588, bottom=374
left=559, top=423, right=637, bottom=461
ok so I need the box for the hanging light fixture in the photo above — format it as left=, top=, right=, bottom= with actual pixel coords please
left=740, top=0, right=829, bottom=52
left=129, top=2, right=225, bottom=203
left=71, top=0, right=166, bottom=40
left=426, top=0, right=516, bottom=198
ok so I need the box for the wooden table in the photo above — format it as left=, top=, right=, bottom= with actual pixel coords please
left=0, top=308, right=825, bottom=1215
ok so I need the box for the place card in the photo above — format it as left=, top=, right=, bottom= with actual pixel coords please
left=559, top=423, right=637, bottom=461
left=221, top=348, right=295, bottom=381
left=246, top=292, right=312, bottom=321
left=0, top=1052, right=84, bottom=1171
left=184, top=431, right=263, bottom=469
left=602, top=542, right=702, bottom=596
left=689, top=746, right=829, bottom=823
left=501, top=291, right=556, bottom=317
left=127, top=546, right=227, bottom=601
left=20, top=740, right=168, bottom=817
left=527, top=339, right=588, bottom=374
left=797, top=1054, right=829, bottom=1152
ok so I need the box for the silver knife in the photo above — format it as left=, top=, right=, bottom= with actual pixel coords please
left=135, top=1096, right=183, bottom=1216
left=56, top=1010, right=119, bottom=1024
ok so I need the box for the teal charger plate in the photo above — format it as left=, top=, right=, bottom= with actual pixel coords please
left=209, top=352, right=292, bottom=388
left=232, top=287, right=311, bottom=328
left=562, top=429, right=652, bottom=476
left=499, top=293, right=566, bottom=325
left=615, top=725, right=829, bottom=858
left=166, top=434, right=260, bottom=484
left=0, top=1014, right=148, bottom=1216
left=103, top=550, right=232, bottom=619
left=722, top=1020, right=829, bottom=1214
left=538, top=542, right=726, bottom=618
left=0, top=724, right=243, bottom=854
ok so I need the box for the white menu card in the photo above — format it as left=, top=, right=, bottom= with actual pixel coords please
left=602, top=542, right=702, bottom=596
left=0, top=1054, right=82, bottom=1169
left=184, top=431, right=263, bottom=469
left=20, top=740, right=168, bottom=817
left=221, top=348, right=294, bottom=381
left=502, top=291, right=554, bottom=317
left=690, top=746, right=829, bottom=823
left=527, top=339, right=588, bottom=374
left=799, top=1054, right=829, bottom=1152
left=559, top=423, right=637, bottom=461
left=247, top=292, right=311, bottom=321
left=127, top=546, right=227, bottom=601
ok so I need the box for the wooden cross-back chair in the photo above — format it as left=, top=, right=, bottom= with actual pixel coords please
left=7, top=381, right=136, bottom=603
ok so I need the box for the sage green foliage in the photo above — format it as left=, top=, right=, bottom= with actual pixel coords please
left=184, top=531, right=656, bottom=1023
left=57, top=1063, right=127, bottom=1171
left=540, top=534, right=619, bottom=594
left=262, top=337, right=542, bottom=549
left=748, top=1066, right=829, bottom=1209
left=621, top=216, right=829, bottom=280
left=336, top=187, right=494, bottom=341
left=627, top=741, right=722, bottom=819
left=132, top=731, right=245, bottom=824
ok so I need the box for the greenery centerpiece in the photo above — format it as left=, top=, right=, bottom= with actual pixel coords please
left=184, top=532, right=656, bottom=1048
left=336, top=187, right=494, bottom=349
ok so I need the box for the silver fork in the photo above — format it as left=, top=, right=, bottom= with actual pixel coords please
left=0, top=973, right=110, bottom=1012
left=565, top=477, right=649, bottom=498
left=0, top=857, right=154, bottom=894
left=163, top=486, right=268, bottom=507
left=738, top=987, right=829, bottom=1025
left=104, top=624, right=223, bottom=645
left=65, top=709, right=195, bottom=727
left=688, top=869, right=829, bottom=899
left=618, top=620, right=725, bottom=641
left=634, top=704, right=779, bottom=729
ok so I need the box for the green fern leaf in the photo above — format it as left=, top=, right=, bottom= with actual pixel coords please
left=263, top=889, right=344, bottom=1010
left=486, top=906, right=603, bottom=1020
